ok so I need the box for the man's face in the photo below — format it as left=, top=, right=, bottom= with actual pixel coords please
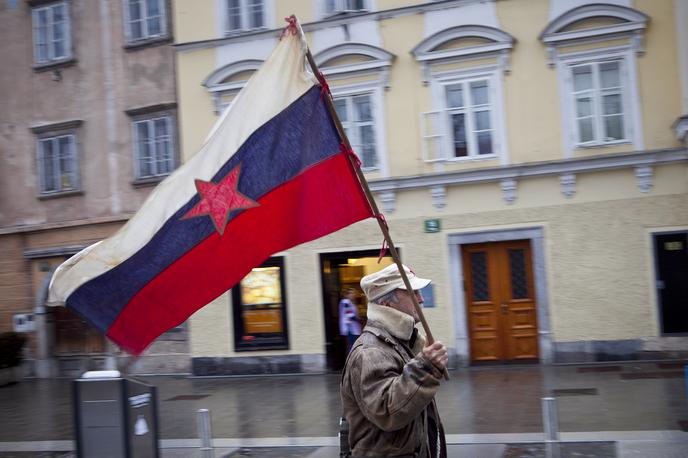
left=390, top=288, right=424, bottom=323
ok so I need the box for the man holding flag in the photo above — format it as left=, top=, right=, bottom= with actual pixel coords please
left=340, top=263, right=448, bottom=458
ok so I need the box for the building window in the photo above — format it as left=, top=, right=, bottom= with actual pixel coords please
left=445, top=79, right=494, bottom=157
left=539, top=4, right=647, bottom=155
left=37, top=134, right=79, bottom=194
left=232, top=257, right=289, bottom=351
left=132, top=116, right=175, bottom=179
left=569, top=60, right=627, bottom=146
left=32, top=1, right=71, bottom=65
left=421, top=72, right=503, bottom=163
left=324, top=0, right=367, bottom=15
left=333, top=94, right=378, bottom=170
left=226, top=0, right=264, bottom=33
left=124, top=0, right=167, bottom=43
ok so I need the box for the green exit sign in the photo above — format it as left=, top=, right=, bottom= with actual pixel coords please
left=424, top=219, right=441, bottom=233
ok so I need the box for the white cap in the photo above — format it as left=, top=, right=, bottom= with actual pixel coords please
left=360, top=264, right=431, bottom=302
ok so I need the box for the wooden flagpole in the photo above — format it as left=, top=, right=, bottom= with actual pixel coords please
left=292, top=18, right=449, bottom=378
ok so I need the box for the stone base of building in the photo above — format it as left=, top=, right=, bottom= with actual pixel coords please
left=192, top=354, right=327, bottom=376
left=553, top=337, right=688, bottom=363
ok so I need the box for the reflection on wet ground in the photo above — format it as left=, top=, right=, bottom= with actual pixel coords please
left=0, top=361, right=686, bottom=456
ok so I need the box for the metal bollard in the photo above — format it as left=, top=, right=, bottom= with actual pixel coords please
left=197, top=408, right=215, bottom=458
left=541, top=397, right=560, bottom=458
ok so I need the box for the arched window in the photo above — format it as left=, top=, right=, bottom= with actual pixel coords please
left=203, top=60, right=263, bottom=114
left=412, top=25, right=514, bottom=163
left=539, top=4, right=648, bottom=153
left=314, top=43, right=395, bottom=173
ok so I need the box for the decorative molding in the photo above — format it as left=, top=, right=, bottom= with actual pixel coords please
left=500, top=178, right=517, bottom=204
left=202, top=59, right=264, bottom=88
left=379, top=190, right=396, bottom=214
left=559, top=173, right=576, bottom=198
left=539, top=4, right=649, bottom=64
left=124, top=102, right=177, bottom=117
left=411, top=25, right=516, bottom=83
left=635, top=165, right=653, bottom=193
left=673, top=115, right=688, bottom=143
left=314, top=43, right=396, bottom=90
left=202, top=60, right=264, bottom=114
left=174, top=0, right=485, bottom=51
left=368, top=148, right=687, bottom=193
left=430, top=185, right=446, bottom=210
left=30, top=119, right=83, bottom=134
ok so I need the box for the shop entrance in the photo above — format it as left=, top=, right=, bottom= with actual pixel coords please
left=320, top=249, right=395, bottom=371
left=461, top=240, right=539, bottom=363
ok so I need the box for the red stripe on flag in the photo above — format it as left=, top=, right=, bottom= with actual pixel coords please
left=107, top=153, right=372, bottom=355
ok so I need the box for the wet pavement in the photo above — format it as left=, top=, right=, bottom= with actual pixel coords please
left=1, top=361, right=687, bottom=457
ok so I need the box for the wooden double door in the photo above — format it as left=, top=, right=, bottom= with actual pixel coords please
left=462, top=240, right=539, bottom=363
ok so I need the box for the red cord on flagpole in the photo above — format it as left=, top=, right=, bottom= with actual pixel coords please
left=339, top=143, right=362, bottom=170
left=280, top=14, right=298, bottom=40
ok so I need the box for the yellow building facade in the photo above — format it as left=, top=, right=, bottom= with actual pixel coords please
left=172, top=0, right=688, bottom=374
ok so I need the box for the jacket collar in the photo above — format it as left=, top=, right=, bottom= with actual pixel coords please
left=366, top=303, right=415, bottom=341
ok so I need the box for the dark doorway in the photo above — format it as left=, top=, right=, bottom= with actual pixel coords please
left=654, top=232, right=688, bottom=334
left=320, top=249, right=396, bottom=371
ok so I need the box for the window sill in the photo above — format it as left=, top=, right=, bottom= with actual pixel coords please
left=37, top=189, right=82, bottom=200
left=132, top=176, right=167, bottom=188
left=575, top=140, right=631, bottom=149
left=33, top=57, right=77, bottom=73
left=235, top=344, right=289, bottom=352
left=426, top=153, right=498, bottom=164
left=224, top=26, right=268, bottom=37
left=323, top=10, right=369, bottom=19
left=124, top=36, right=172, bottom=51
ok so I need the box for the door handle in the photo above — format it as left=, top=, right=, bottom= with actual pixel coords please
left=501, top=303, right=508, bottom=314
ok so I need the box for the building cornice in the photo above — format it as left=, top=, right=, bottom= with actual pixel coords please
left=29, top=119, right=83, bottom=134
left=0, top=214, right=133, bottom=236
left=24, top=245, right=88, bottom=259
left=368, top=148, right=688, bottom=192
left=173, top=0, right=483, bottom=52
left=125, top=102, right=177, bottom=117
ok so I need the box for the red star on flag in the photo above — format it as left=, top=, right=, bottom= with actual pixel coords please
left=181, top=165, right=259, bottom=235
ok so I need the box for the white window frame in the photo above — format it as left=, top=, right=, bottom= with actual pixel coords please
left=556, top=47, right=643, bottom=156
left=31, top=1, right=72, bottom=65
left=225, top=0, right=265, bottom=34
left=132, top=116, right=176, bottom=180
left=123, top=0, right=168, bottom=43
left=323, top=0, right=368, bottom=16
left=36, top=133, right=79, bottom=195
left=331, top=85, right=387, bottom=175
left=568, top=59, right=628, bottom=147
left=422, top=67, right=508, bottom=165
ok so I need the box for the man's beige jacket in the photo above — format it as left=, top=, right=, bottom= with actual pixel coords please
left=341, top=303, right=447, bottom=458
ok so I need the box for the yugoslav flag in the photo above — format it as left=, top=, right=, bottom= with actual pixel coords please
left=48, top=30, right=374, bottom=355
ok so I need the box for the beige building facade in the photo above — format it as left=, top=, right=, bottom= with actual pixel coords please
left=0, top=0, right=185, bottom=376
left=172, top=0, right=688, bottom=375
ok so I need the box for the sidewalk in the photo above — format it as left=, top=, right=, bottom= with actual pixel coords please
left=1, top=361, right=687, bottom=457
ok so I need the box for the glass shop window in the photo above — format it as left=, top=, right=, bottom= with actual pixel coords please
left=232, top=257, right=289, bottom=351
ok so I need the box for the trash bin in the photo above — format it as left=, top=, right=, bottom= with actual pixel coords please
left=73, top=370, right=159, bottom=458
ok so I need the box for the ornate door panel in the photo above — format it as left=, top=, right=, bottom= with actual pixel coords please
left=462, top=240, right=539, bottom=362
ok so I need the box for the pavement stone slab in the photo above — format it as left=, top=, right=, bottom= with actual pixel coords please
left=503, top=442, right=616, bottom=458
